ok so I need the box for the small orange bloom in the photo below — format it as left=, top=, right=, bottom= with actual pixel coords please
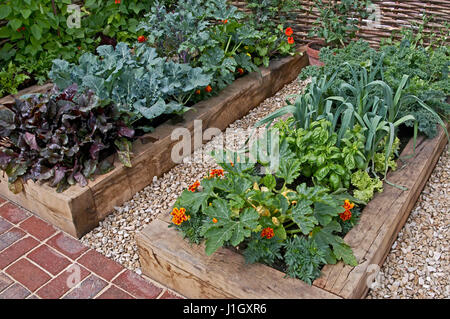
left=339, top=209, right=352, bottom=221
left=237, top=68, right=244, bottom=75
left=261, top=227, right=274, bottom=239
left=212, top=218, right=218, bottom=224
left=230, top=161, right=234, bottom=167
left=343, top=199, right=354, bottom=210
left=285, top=27, right=293, bottom=36
left=287, top=37, right=294, bottom=45
left=195, top=89, right=201, bottom=95
left=222, top=19, right=228, bottom=24
left=137, top=35, right=146, bottom=43
left=188, top=180, right=200, bottom=192
left=209, top=169, right=224, bottom=178
left=171, top=207, right=189, bottom=225
left=205, top=85, right=212, bottom=93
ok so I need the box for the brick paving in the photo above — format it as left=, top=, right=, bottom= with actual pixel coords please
left=0, top=197, right=183, bottom=299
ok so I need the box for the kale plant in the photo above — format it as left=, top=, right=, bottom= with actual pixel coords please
left=49, top=43, right=211, bottom=126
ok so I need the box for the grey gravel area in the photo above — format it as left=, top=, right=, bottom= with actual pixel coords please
left=81, top=77, right=449, bottom=299
left=367, top=145, right=449, bottom=299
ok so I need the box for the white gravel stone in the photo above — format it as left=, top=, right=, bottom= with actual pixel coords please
left=367, top=145, right=449, bottom=299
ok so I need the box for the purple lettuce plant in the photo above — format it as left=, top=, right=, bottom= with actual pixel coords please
left=0, top=85, right=135, bottom=193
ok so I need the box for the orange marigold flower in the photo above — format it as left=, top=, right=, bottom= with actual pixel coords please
left=222, top=19, right=228, bottom=24
left=237, top=68, right=244, bottom=75
left=212, top=218, right=218, bottom=224
left=195, top=89, right=201, bottom=95
left=285, top=27, right=293, bottom=36
left=171, top=207, right=189, bottom=225
left=287, top=36, right=294, bottom=45
left=230, top=161, right=234, bottom=167
left=261, top=227, right=275, bottom=239
left=137, top=35, right=146, bottom=43
left=339, top=209, right=352, bottom=221
left=343, top=199, right=354, bottom=210
left=205, top=85, right=212, bottom=93
left=209, top=169, right=224, bottom=178
left=114, top=0, right=121, bottom=4
left=188, top=180, right=200, bottom=192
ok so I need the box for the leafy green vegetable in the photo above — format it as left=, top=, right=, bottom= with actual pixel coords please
left=312, top=220, right=358, bottom=266
left=0, top=62, right=29, bottom=97
left=49, top=43, right=211, bottom=125
left=351, top=170, right=383, bottom=203
left=202, top=199, right=259, bottom=255
left=0, top=85, right=134, bottom=193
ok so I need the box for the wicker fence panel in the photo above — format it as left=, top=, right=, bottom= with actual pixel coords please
left=232, top=0, right=450, bottom=47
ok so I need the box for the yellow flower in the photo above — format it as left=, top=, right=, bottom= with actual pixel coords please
left=247, top=52, right=251, bottom=57
left=272, top=217, right=280, bottom=226
left=256, top=205, right=270, bottom=217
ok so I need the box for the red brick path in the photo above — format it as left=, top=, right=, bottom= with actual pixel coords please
left=0, top=197, right=183, bottom=299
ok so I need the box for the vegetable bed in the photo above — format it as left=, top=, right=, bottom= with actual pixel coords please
left=136, top=123, right=448, bottom=299
left=0, top=50, right=308, bottom=238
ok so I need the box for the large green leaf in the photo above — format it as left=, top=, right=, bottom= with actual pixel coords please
left=203, top=199, right=258, bottom=255
left=0, top=6, right=12, bottom=19
left=291, top=199, right=318, bottom=235
left=313, top=202, right=345, bottom=226
left=276, top=158, right=301, bottom=184
left=312, top=221, right=357, bottom=266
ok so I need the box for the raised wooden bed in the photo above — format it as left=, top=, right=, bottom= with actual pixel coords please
left=0, top=49, right=308, bottom=238
left=136, top=124, right=449, bottom=299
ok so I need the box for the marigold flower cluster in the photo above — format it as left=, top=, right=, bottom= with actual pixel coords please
left=137, top=35, right=146, bottom=43
left=188, top=180, right=200, bottom=192
left=339, top=199, right=354, bottom=221
left=209, top=169, right=224, bottom=178
left=261, top=227, right=274, bottom=239
left=171, top=207, right=189, bottom=225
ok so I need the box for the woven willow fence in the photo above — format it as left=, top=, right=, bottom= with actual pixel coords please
left=232, top=0, right=450, bottom=47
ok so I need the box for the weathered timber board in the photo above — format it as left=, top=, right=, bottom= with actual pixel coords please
left=136, top=219, right=342, bottom=299
left=0, top=83, right=54, bottom=107
left=136, top=123, right=448, bottom=299
left=0, top=49, right=308, bottom=238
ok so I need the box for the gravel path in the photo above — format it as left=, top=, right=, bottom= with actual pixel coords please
left=367, top=145, right=449, bottom=299
left=81, top=78, right=449, bottom=298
